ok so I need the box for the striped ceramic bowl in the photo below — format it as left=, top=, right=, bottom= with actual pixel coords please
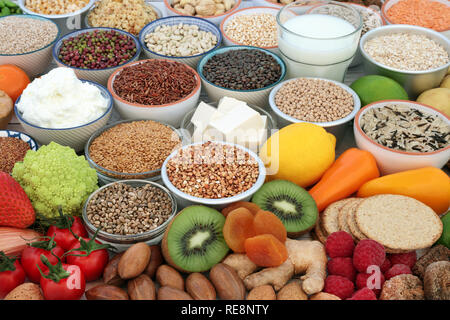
left=0, top=14, right=60, bottom=78
left=197, top=45, right=286, bottom=108
left=139, top=16, right=222, bottom=69
left=0, top=130, right=38, bottom=151
left=14, top=80, right=113, bottom=152
left=53, top=27, right=142, bottom=86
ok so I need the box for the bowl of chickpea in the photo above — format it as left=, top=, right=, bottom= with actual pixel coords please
left=18, top=0, right=95, bottom=35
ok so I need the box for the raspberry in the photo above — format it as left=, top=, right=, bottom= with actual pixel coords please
left=327, top=257, right=356, bottom=281
left=347, top=287, right=377, bottom=300
left=380, top=257, right=391, bottom=273
left=325, top=231, right=355, bottom=258
left=356, top=272, right=385, bottom=296
left=384, top=264, right=412, bottom=280
left=388, top=251, right=417, bottom=269
left=324, top=275, right=355, bottom=300
left=352, top=239, right=386, bottom=273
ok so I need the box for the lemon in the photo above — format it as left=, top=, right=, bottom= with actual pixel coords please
left=350, top=75, right=409, bottom=106
left=259, top=122, right=336, bottom=188
left=417, top=87, right=450, bottom=117
left=440, top=75, right=450, bottom=89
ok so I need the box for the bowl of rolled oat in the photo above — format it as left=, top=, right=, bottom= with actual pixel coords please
left=360, top=25, right=450, bottom=98
left=161, top=141, right=266, bottom=210
left=268, top=77, right=361, bottom=142
left=354, top=100, right=450, bottom=175
left=85, top=0, right=162, bottom=36
left=139, top=16, right=222, bottom=69
left=18, top=0, right=95, bottom=36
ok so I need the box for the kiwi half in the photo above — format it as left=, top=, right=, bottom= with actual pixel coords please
left=251, top=180, right=318, bottom=238
left=161, top=205, right=229, bottom=273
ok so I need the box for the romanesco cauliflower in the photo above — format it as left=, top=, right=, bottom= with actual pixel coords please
left=12, top=142, right=98, bottom=219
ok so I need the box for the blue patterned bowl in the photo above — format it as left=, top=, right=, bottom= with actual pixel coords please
left=0, top=130, right=38, bottom=151
left=139, top=16, right=222, bottom=69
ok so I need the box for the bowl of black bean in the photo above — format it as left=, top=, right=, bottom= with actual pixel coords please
left=197, top=45, right=286, bottom=108
left=353, top=100, right=450, bottom=175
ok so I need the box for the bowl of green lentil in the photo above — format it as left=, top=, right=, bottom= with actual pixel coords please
left=268, top=77, right=361, bottom=142
left=354, top=100, right=450, bottom=175
left=82, top=179, right=177, bottom=252
left=0, top=14, right=60, bottom=78
left=53, top=27, right=142, bottom=86
left=139, top=16, right=222, bottom=69
left=85, top=119, right=186, bottom=186
left=197, top=45, right=286, bottom=108
left=359, top=25, right=450, bottom=98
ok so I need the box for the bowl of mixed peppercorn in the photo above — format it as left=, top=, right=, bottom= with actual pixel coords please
left=53, top=27, right=141, bottom=86
left=197, top=45, right=286, bottom=107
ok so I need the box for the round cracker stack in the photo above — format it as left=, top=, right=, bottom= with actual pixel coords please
left=322, top=198, right=357, bottom=236
left=314, top=221, right=328, bottom=245
left=355, top=194, right=443, bottom=251
left=338, top=198, right=361, bottom=237
left=345, top=198, right=367, bottom=241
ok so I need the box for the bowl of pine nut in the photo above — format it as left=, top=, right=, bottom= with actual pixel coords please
left=18, top=0, right=95, bottom=36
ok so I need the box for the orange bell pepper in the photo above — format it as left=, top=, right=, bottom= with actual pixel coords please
left=357, top=167, right=450, bottom=215
left=309, top=148, right=380, bottom=212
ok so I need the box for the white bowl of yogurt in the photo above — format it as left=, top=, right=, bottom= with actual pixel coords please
left=14, top=67, right=113, bottom=152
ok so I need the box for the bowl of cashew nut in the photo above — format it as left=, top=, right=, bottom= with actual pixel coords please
left=164, top=0, right=243, bottom=26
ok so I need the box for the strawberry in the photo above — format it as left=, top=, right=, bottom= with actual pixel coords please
left=0, top=172, right=35, bottom=228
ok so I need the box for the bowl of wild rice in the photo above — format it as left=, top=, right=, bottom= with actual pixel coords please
left=85, top=119, right=185, bottom=185
left=354, top=100, right=450, bottom=175
left=360, top=25, right=450, bottom=98
left=0, top=15, right=60, bottom=78
left=107, top=59, right=202, bottom=127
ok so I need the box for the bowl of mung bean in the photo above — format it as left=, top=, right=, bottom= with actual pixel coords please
left=359, top=25, right=450, bottom=98
left=18, top=0, right=95, bottom=36
left=354, top=100, right=450, bottom=175
left=85, top=119, right=185, bottom=185
left=0, top=14, right=60, bottom=78
left=85, top=0, right=162, bottom=36
left=107, top=59, right=202, bottom=127
left=220, top=6, right=280, bottom=52
left=197, top=45, right=286, bottom=108
left=53, top=27, right=141, bottom=86
left=161, top=141, right=266, bottom=210
left=268, top=77, right=361, bottom=142
left=139, top=16, right=222, bottom=69
left=82, top=180, right=177, bottom=251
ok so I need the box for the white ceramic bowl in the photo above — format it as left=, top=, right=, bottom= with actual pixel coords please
left=161, top=141, right=267, bottom=210
left=0, top=15, right=60, bottom=78
left=14, top=79, right=113, bottom=152
left=18, top=0, right=95, bottom=36
left=381, top=0, right=450, bottom=39
left=360, top=25, right=450, bottom=99
left=139, top=16, right=222, bottom=69
left=84, top=0, right=163, bottom=34
left=163, top=0, right=243, bottom=26
left=107, top=59, right=202, bottom=127
left=197, top=45, right=286, bottom=108
left=220, top=6, right=280, bottom=53
left=353, top=100, right=450, bottom=175
left=53, top=27, right=141, bottom=86
left=269, top=77, right=361, bottom=142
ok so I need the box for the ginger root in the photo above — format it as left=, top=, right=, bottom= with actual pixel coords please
left=241, top=239, right=327, bottom=295
left=222, top=253, right=258, bottom=280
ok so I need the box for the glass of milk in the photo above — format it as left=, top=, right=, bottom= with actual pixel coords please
left=277, top=0, right=362, bottom=82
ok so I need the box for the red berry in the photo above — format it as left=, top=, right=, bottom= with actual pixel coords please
left=347, top=287, right=377, bottom=300
left=388, top=252, right=417, bottom=269
left=327, top=257, right=357, bottom=282
left=353, top=239, right=386, bottom=273
left=380, top=257, right=391, bottom=273
left=384, top=264, right=412, bottom=280
left=325, top=231, right=355, bottom=258
left=324, top=275, right=355, bottom=300
left=356, top=272, right=385, bottom=296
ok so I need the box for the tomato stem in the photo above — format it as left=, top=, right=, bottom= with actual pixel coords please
left=0, top=251, right=17, bottom=272
left=64, top=228, right=111, bottom=258
left=37, top=254, right=70, bottom=283
left=29, top=233, right=58, bottom=251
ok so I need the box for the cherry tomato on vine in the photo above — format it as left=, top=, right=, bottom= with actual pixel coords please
left=46, top=208, right=88, bottom=251
left=0, top=251, right=26, bottom=299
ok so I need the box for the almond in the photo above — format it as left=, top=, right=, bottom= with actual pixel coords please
left=103, top=252, right=125, bottom=286
left=85, top=284, right=129, bottom=300
left=156, top=264, right=184, bottom=291
left=247, top=285, right=276, bottom=300
left=118, top=242, right=151, bottom=280
left=157, top=286, right=193, bottom=300
left=128, top=274, right=156, bottom=300
left=209, top=263, right=246, bottom=300
left=145, top=245, right=164, bottom=278
left=186, top=272, right=216, bottom=300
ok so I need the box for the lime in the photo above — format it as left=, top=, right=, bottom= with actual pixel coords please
left=350, top=75, right=409, bottom=106
left=436, top=212, right=449, bottom=249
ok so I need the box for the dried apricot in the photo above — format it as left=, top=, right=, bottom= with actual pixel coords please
left=221, top=202, right=260, bottom=217
left=222, top=208, right=255, bottom=253
left=244, top=234, right=288, bottom=267
left=253, top=210, right=287, bottom=243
